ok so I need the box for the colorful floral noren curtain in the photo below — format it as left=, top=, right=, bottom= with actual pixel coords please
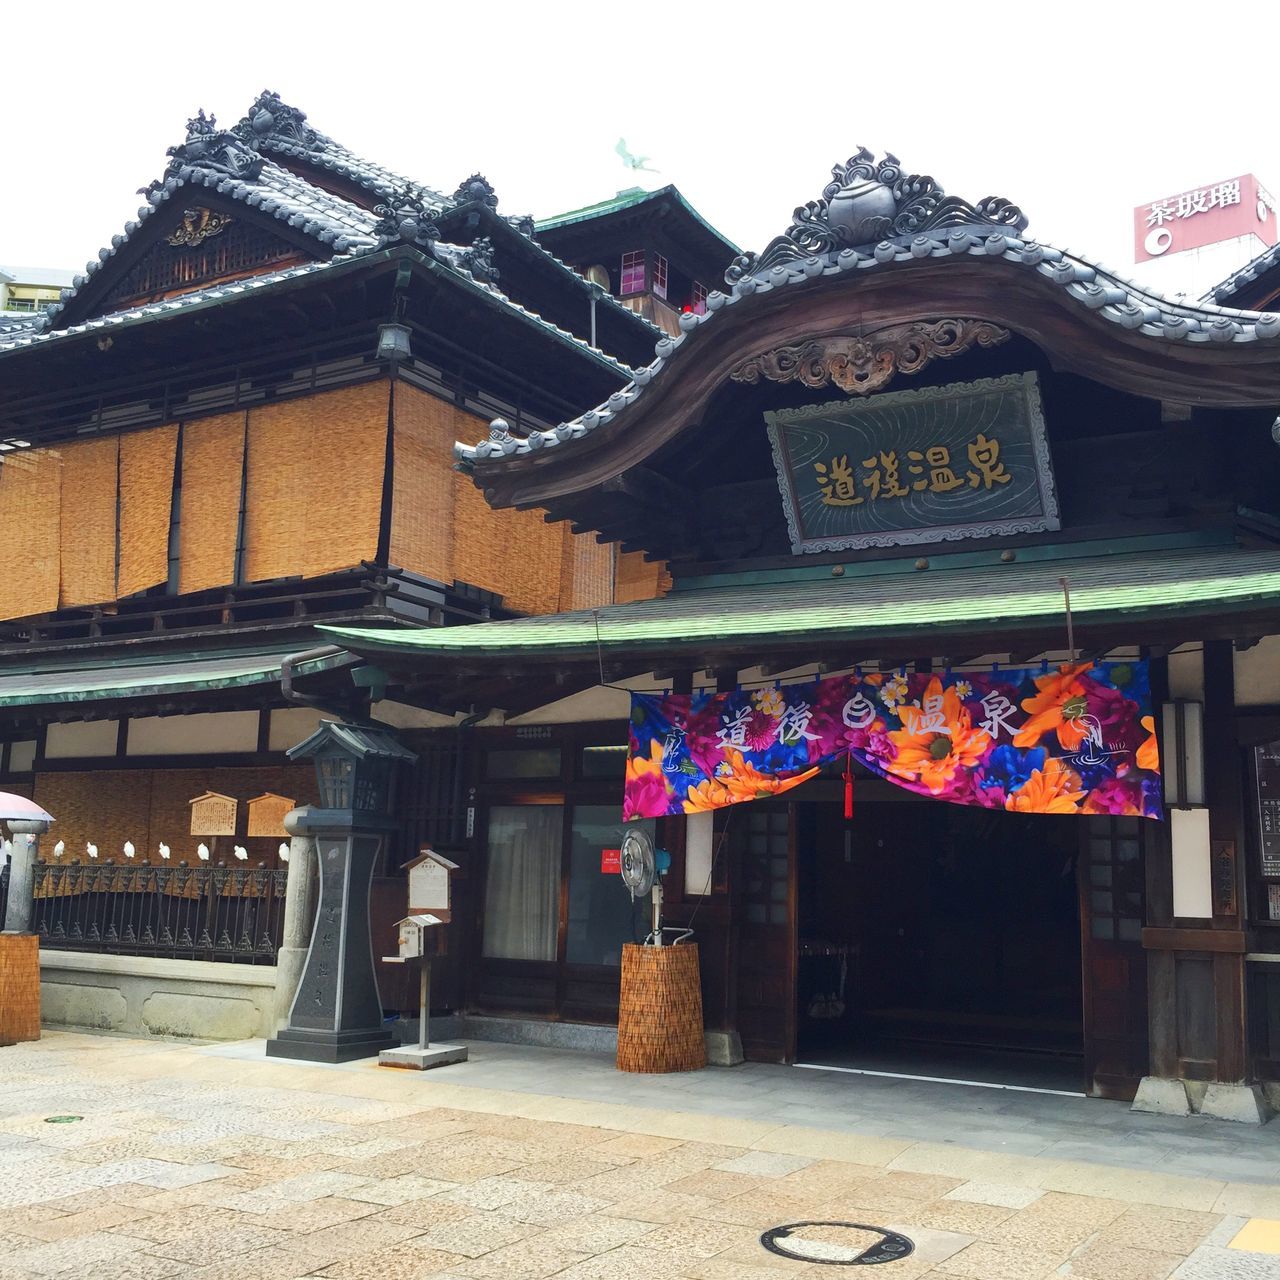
left=624, top=662, right=1161, bottom=822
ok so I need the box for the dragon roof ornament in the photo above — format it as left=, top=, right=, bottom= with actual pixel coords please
left=373, top=185, right=441, bottom=246
left=237, top=90, right=320, bottom=148
left=726, top=146, right=1027, bottom=285
left=165, top=110, right=264, bottom=183
left=451, top=173, right=499, bottom=210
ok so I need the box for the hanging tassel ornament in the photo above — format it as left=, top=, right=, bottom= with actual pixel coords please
left=843, top=751, right=855, bottom=820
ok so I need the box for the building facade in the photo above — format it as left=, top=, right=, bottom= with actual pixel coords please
left=0, top=94, right=730, bottom=1027
left=325, top=147, right=1280, bottom=1121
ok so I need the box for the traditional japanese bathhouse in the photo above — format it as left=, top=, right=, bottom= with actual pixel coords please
left=327, top=147, right=1280, bottom=1118
left=0, top=94, right=725, bottom=994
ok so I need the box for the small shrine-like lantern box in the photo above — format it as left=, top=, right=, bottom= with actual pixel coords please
left=286, top=720, right=416, bottom=820
left=405, top=848, right=458, bottom=920
left=396, top=913, right=446, bottom=959
left=189, top=791, right=237, bottom=837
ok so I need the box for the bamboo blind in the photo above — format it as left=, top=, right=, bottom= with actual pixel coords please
left=179, top=411, right=246, bottom=594
left=58, top=436, right=119, bottom=609
left=117, top=425, right=178, bottom=598
left=560, top=527, right=615, bottom=611
left=453, top=476, right=564, bottom=614
left=614, top=550, right=672, bottom=604
left=34, top=769, right=153, bottom=865
left=0, top=448, right=61, bottom=621
left=388, top=383, right=462, bottom=584
left=243, top=382, right=389, bottom=582
left=33, top=764, right=319, bottom=867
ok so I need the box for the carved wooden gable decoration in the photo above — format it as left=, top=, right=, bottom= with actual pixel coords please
left=96, top=209, right=311, bottom=313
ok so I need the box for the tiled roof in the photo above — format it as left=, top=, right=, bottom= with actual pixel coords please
left=324, top=541, right=1280, bottom=659
left=456, top=231, right=1280, bottom=465
left=1205, top=241, right=1280, bottom=306
left=0, top=95, right=640, bottom=374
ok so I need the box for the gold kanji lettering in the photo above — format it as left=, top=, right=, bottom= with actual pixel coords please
left=907, top=445, right=965, bottom=493
left=813, top=454, right=862, bottom=506
left=861, top=450, right=909, bottom=500
left=965, top=434, right=1011, bottom=488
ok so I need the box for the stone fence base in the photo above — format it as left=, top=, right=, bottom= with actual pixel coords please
left=40, top=951, right=278, bottom=1040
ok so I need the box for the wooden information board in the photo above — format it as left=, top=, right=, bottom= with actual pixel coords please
left=1252, top=742, right=1280, bottom=878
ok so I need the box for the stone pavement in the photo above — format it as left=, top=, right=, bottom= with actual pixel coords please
left=0, top=1032, right=1278, bottom=1279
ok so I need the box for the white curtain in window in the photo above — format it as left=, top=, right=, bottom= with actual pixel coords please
left=482, top=805, right=562, bottom=961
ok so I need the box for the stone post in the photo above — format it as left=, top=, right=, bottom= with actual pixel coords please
left=273, top=812, right=317, bottom=1031
left=3, top=819, right=49, bottom=934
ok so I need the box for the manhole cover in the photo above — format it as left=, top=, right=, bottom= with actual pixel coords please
left=761, top=1221, right=914, bottom=1266
left=43, top=1115, right=83, bottom=1124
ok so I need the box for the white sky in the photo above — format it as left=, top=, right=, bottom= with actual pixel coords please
left=4, top=1, right=1278, bottom=289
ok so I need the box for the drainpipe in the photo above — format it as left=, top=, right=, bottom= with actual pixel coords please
left=279, top=644, right=349, bottom=713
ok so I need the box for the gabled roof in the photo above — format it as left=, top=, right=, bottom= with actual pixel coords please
left=538, top=182, right=740, bottom=256
left=236, top=90, right=448, bottom=208
left=2, top=96, right=642, bottom=375
left=456, top=146, right=1280, bottom=484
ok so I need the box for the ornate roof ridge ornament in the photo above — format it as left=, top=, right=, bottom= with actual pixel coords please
left=451, top=173, right=499, bottom=210
left=729, top=319, right=1011, bottom=397
left=460, top=236, right=499, bottom=284
left=166, top=109, right=265, bottom=183
left=237, top=90, right=320, bottom=149
left=726, top=146, right=1028, bottom=284
left=373, top=186, right=441, bottom=246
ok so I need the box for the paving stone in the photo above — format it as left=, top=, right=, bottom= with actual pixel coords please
left=435, top=1176, right=555, bottom=1211
left=340, top=1174, right=459, bottom=1206
left=312, top=1242, right=469, bottom=1279
left=935, top=1238, right=1067, bottom=1279
left=515, top=1212, right=655, bottom=1255
left=452, top=1240, right=592, bottom=1278
left=1067, top=1241, right=1186, bottom=1279
left=714, top=1151, right=814, bottom=1178
left=1172, top=1244, right=1280, bottom=1279
left=413, top=1213, right=541, bottom=1259
left=944, top=1179, right=1046, bottom=1209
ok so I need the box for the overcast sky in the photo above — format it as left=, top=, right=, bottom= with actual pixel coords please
left=4, top=2, right=1278, bottom=289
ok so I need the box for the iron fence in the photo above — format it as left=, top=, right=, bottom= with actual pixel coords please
left=31, top=861, right=287, bottom=965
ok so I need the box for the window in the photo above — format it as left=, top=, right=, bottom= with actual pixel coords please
left=620, top=250, right=646, bottom=295
left=4, top=298, right=34, bottom=313
left=482, top=805, right=563, bottom=961
left=690, top=280, right=708, bottom=315
left=484, top=747, right=562, bottom=780
left=652, top=253, right=668, bottom=300
left=566, top=806, right=650, bottom=965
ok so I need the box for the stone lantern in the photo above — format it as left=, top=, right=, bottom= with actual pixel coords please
left=266, top=721, right=416, bottom=1063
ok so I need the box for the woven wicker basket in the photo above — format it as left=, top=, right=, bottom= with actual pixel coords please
left=0, top=935, right=40, bottom=1043
left=616, top=942, right=706, bottom=1074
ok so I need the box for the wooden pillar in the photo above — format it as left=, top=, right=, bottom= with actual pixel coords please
left=1204, top=639, right=1249, bottom=1082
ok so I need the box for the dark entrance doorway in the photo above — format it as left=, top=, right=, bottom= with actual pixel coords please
left=795, top=794, right=1086, bottom=1092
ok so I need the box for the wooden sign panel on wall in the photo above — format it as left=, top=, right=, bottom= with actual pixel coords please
left=247, top=792, right=295, bottom=839
left=766, top=372, right=1060, bottom=553
left=189, top=791, right=237, bottom=837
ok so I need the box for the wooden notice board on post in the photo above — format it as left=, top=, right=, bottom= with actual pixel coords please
left=189, top=791, right=237, bottom=837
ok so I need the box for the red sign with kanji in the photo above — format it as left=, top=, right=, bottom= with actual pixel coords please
left=601, top=848, right=621, bottom=874
left=1134, top=174, right=1277, bottom=262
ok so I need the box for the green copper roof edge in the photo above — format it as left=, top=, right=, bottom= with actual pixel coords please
left=0, top=649, right=347, bottom=708
left=670, top=531, right=1238, bottom=593
left=537, top=184, right=741, bottom=255
left=320, top=573, right=1280, bottom=658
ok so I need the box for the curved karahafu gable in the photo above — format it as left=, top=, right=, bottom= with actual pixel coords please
left=456, top=146, right=1280, bottom=510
